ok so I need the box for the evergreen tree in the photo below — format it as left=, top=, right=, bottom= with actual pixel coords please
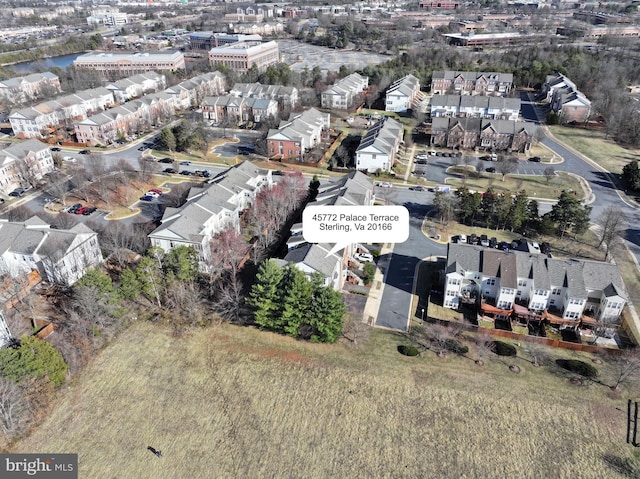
left=247, top=260, right=284, bottom=331
left=549, top=190, right=592, bottom=237
left=164, top=245, right=199, bottom=281
left=0, top=336, right=68, bottom=387
left=622, top=160, right=640, bottom=191
left=119, top=267, right=142, bottom=300
left=306, top=284, right=346, bottom=343
left=159, top=127, right=176, bottom=152
left=508, top=190, right=529, bottom=232
left=456, top=187, right=482, bottom=225
left=279, top=266, right=312, bottom=337
left=77, top=268, right=114, bottom=295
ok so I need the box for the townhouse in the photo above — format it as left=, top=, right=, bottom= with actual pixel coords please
left=164, top=71, right=226, bottom=109
left=385, top=74, right=421, bottom=113
left=105, top=72, right=166, bottom=104
left=542, top=72, right=591, bottom=123
left=201, top=96, right=278, bottom=124
left=266, top=108, right=330, bottom=161
left=9, top=87, right=115, bottom=139
left=148, top=161, right=273, bottom=267
left=0, top=217, right=103, bottom=287
left=355, top=117, right=404, bottom=173
left=430, top=117, right=537, bottom=152
left=444, top=243, right=627, bottom=336
left=73, top=51, right=186, bottom=80
left=321, top=73, right=369, bottom=110
left=284, top=171, right=375, bottom=290
left=229, top=82, right=299, bottom=110
left=430, top=94, right=520, bottom=121
left=0, top=72, right=61, bottom=105
left=208, top=41, right=280, bottom=73
left=431, top=71, right=513, bottom=96
left=0, top=140, right=54, bottom=195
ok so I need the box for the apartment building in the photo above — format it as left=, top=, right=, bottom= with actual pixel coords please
left=148, top=162, right=273, bottom=266
left=430, top=118, right=537, bottom=152
left=430, top=94, right=521, bottom=120
left=444, top=243, right=627, bottom=336
left=0, top=140, right=54, bottom=195
left=355, top=117, right=404, bottom=173
left=431, top=71, right=513, bottom=96
left=321, top=73, right=369, bottom=110
left=0, top=72, right=61, bottom=105
left=385, top=74, right=421, bottom=113
left=0, top=217, right=103, bottom=287
left=105, top=72, right=166, bottom=103
left=229, top=82, right=299, bottom=109
left=266, top=108, right=330, bottom=161
left=208, top=41, right=280, bottom=73
left=73, top=51, right=186, bottom=80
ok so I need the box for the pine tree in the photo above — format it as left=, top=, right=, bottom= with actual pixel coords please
left=0, top=336, right=68, bottom=387
left=306, top=285, right=346, bottom=343
left=247, top=260, right=284, bottom=331
left=119, top=267, right=142, bottom=300
left=279, top=266, right=312, bottom=337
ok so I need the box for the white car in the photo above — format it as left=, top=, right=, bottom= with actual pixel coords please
left=63, top=156, right=76, bottom=162
left=145, top=191, right=160, bottom=198
left=377, top=182, right=392, bottom=188
left=354, top=253, right=374, bottom=263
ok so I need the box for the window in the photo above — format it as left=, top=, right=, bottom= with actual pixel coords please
left=486, top=278, right=495, bottom=286
left=518, top=280, right=526, bottom=287
left=534, top=289, right=547, bottom=296
left=552, top=288, right=562, bottom=295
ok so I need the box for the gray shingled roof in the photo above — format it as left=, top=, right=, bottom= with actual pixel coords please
left=284, top=243, right=340, bottom=277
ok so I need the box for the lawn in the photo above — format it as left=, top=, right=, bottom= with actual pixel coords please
left=446, top=168, right=584, bottom=201
left=12, top=321, right=640, bottom=478
left=549, top=126, right=640, bottom=174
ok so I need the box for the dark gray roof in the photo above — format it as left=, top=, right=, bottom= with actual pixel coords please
left=284, top=243, right=340, bottom=277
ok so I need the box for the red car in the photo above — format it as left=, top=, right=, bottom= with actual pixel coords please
left=148, top=188, right=163, bottom=195
left=75, top=206, right=88, bottom=215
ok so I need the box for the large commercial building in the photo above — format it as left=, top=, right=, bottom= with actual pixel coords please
left=208, top=41, right=279, bottom=73
left=73, top=51, right=186, bottom=80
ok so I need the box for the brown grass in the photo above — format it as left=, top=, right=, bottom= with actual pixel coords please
left=12, top=321, right=640, bottom=478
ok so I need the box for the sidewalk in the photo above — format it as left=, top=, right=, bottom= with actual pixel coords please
left=361, top=242, right=396, bottom=327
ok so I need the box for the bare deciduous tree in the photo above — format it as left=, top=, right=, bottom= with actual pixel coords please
left=608, top=348, right=640, bottom=391
left=341, top=313, right=371, bottom=347
left=595, top=205, right=627, bottom=261
left=497, top=156, right=518, bottom=181
left=0, top=378, right=29, bottom=438
left=543, top=166, right=556, bottom=184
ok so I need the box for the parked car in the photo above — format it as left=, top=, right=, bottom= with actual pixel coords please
left=63, top=156, right=76, bottom=162
left=74, top=206, right=88, bottom=215
left=82, top=206, right=97, bottom=216
left=62, top=203, right=82, bottom=213
left=163, top=168, right=176, bottom=174
left=8, top=188, right=27, bottom=197
left=409, top=185, right=425, bottom=191
left=51, top=147, right=61, bottom=152
left=137, top=146, right=146, bottom=151
left=148, top=188, right=163, bottom=195
left=415, top=159, right=428, bottom=164
left=489, top=237, right=498, bottom=248
left=485, top=167, right=496, bottom=173
left=145, top=191, right=160, bottom=198
left=528, top=156, right=541, bottom=162
left=469, top=234, right=479, bottom=245
left=139, top=195, right=154, bottom=201
left=159, top=158, right=173, bottom=164
left=179, top=161, right=191, bottom=165
left=354, top=252, right=374, bottom=263
left=412, top=170, right=427, bottom=176
left=180, top=170, right=192, bottom=176
left=377, top=182, right=392, bottom=188
left=480, top=234, right=489, bottom=247
left=458, top=234, right=467, bottom=244
left=79, top=149, right=91, bottom=155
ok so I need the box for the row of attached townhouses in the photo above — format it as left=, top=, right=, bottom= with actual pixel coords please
left=266, top=108, right=330, bottom=161
left=430, top=94, right=521, bottom=121
left=148, top=161, right=273, bottom=267
left=385, top=74, right=421, bottom=113
left=284, top=171, right=375, bottom=290
left=542, top=72, right=591, bottom=123
left=430, top=71, right=513, bottom=96
left=355, top=117, right=404, bottom=173
left=0, top=217, right=103, bottom=287
left=430, top=117, right=537, bottom=152
left=76, top=71, right=226, bottom=146
left=0, top=139, right=54, bottom=195
left=321, top=73, right=369, bottom=110
left=201, top=96, right=278, bottom=125
left=444, top=243, right=627, bottom=336
left=228, top=82, right=299, bottom=110
left=8, top=72, right=166, bottom=139
left=0, top=72, right=61, bottom=105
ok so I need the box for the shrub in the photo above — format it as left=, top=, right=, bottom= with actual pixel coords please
left=444, top=338, right=469, bottom=354
left=398, top=344, right=419, bottom=357
left=362, top=262, right=375, bottom=285
left=492, top=341, right=517, bottom=357
left=556, top=359, right=598, bottom=378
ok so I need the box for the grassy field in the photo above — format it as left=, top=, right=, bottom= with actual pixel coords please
left=12, top=321, right=640, bottom=478
left=549, top=126, right=640, bottom=174
left=446, top=168, right=584, bottom=200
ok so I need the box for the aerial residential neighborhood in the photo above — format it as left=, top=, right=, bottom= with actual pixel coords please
left=1, top=0, right=640, bottom=476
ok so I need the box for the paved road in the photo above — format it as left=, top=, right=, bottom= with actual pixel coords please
left=374, top=187, right=447, bottom=330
